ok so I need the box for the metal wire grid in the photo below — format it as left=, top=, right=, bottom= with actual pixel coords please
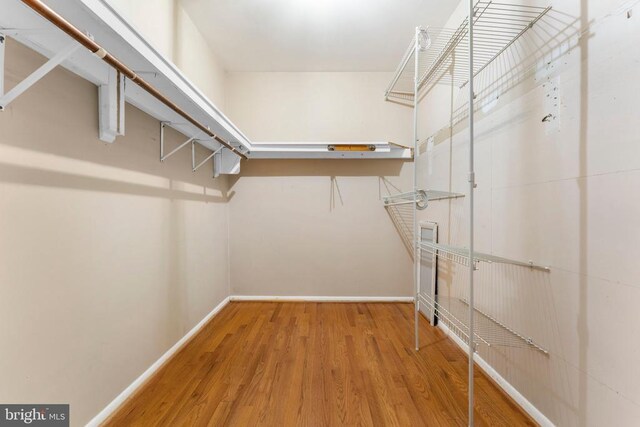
left=385, top=37, right=416, bottom=103
left=385, top=26, right=456, bottom=104
left=421, top=241, right=472, bottom=267
left=385, top=203, right=415, bottom=257
left=383, top=190, right=429, bottom=210
left=424, top=190, right=466, bottom=201
left=383, top=190, right=466, bottom=258
left=419, top=293, right=548, bottom=354
left=385, top=1, right=551, bottom=105
left=419, top=240, right=550, bottom=271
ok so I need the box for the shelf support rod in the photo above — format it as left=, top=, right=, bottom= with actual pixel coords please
left=0, top=40, right=79, bottom=110
left=467, top=0, right=476, bottom=424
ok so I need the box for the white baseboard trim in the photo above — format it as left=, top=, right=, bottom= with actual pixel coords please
left=229, top=295, right=414, bottom=302
left=86, top=296, right=231, bottom=427
left=437, top=322, right=554, bottom=427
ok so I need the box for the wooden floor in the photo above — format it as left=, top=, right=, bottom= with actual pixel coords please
left=105, top=302, right=535, bottom=426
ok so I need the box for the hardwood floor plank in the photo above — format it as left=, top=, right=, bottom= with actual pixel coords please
left=104, top=302, right=537, bottom=426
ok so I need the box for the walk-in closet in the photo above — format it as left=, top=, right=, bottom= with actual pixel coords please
left=1, top=0, right=638, bottom=425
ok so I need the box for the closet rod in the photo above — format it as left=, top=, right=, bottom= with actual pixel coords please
left=19, top=0, right=248, bottom=160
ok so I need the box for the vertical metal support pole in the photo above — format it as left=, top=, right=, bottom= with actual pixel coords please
left=467, top=1, right=475, bottom=426
left=213, top=148, right=221, bottom=178
left=160, top=122, right=165, bottom=161
left=413, top=26, right=421, bottom=352
left=191, top=140, right=196, bottom=171
left=0, top=34, right=5, bottom=98
left=117, top=71, right=125, bottom=136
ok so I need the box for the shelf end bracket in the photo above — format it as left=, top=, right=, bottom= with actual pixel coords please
left=99, top=68, right=125, bottom=143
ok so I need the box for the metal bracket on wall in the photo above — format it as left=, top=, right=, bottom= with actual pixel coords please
left=160, top=121, right=204, bottom=162
left=192, top=141, right=222, bottom=173
left=0, top=37, right=79, bottom=110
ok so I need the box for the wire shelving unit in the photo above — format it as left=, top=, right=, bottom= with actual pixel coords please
left=386, top=1, right=552, bottom=424
left=385, top=1, right=551, bottom=106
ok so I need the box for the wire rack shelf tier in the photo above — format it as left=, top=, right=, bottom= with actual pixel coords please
left=383, top=189, right=465, bottom=210
left=419, top=240, right=550, bottom=272
left=419, top=294, right=549, bottom=354
left=385, top=1, right=551, bottom=105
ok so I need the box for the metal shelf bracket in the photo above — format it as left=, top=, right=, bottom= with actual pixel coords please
left=160, top=121, right=204, bottom=162
left=159, top=122, right=238, bottom=177
left=192, top=140, right=222, bottom=172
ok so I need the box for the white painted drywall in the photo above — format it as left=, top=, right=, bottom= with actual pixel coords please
left=225, top=71, right=415, bottom=297
left=0, top=2, right=226, bottom=424
left=106, top=0, right=227, bottom=107
left=0, top=40, right=230, bottom=426
left=105, top=0, right=176, bottom=61
left=228, top=159, right=414, bottom=297
left=173, top=4, right=227, bottom=109
left=226, top=72, right=413, bottom=143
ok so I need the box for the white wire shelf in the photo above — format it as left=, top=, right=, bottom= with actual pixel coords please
left=419, top=240, right=550, bottom=272
left=419, top=294, right=548, bottom=354
left=423, top=190, right=466, bottom=201
left=385, top=1, right=551, bottom=105
left=383, top=189, right=465, bottom=210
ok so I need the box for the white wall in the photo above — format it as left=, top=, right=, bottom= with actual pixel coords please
left=416, top=0, right=640, bottom=425
left=228, top=159, right=413, bottom=297
left=226, top=72, right=414, bottom=297
left=106, top=0, right=176, bottom=61
left=107, top=0, right=227, bottom=107
left=174, top=4, right=227, bottom=107
left=0, top=39, right=230, bottom=426
left=226, top=72, right=413, bottom=143
left=0, top=2, right=229, bottom=424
